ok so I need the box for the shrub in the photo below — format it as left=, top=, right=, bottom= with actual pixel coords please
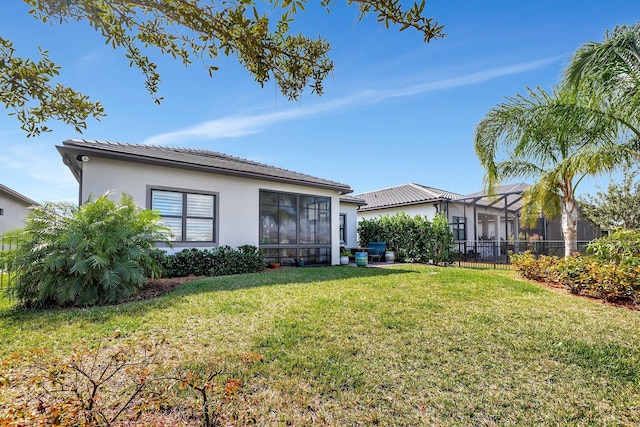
left=161, top=248, right=217, bottom=277
left=512, top=250, right=640, bottom=303
left=357, top=212, right=454, bottom=265
left=510, top=251, right=560, bottom=282
left=553, top=256, right=640, bottom=302
left=586, top=229, right=640, bottom=265
left=158, top=246, right=265, bottom=278
left=3, top=193, right=169, bottom=308
left=0, top=338, right=263, bottom=426
left=209, top=245, right=265, bottom=276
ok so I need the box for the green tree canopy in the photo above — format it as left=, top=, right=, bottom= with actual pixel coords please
left=2, top=0, right=445, bottom=137
left=579, top=171, right=640, bottom=230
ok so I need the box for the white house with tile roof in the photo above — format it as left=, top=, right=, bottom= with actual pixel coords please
left=355, top=182, right=600, bottom=256
left=355, top=182, right=526, bottom=244
left=356, top=183, right=462, bottom=222
left=0, top=184, right=38, bottom=237
left=57, top=139, right=360, bottom=266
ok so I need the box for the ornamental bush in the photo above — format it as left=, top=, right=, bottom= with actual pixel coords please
left=511, top=249, right=640, bottom=303
left=4, top=193, right=169, bottom=308
left=157, top=245, right=265, bottom=278
left=586, top=229, right=640, bottom=266
left=553, top=256, right=640, bottom=302
left=357, top=212, right=454, bottom=265
left=510, top=251, right=560, bottom=282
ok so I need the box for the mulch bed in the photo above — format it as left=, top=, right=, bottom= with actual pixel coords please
left=527, top=277, right=640, bottom=312
left=127, top=276, right=205, bottom=301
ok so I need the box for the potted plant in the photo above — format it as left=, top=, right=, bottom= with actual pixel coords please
left=340, top=250, right=352, bottom=265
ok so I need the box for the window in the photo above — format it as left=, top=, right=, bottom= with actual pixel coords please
left=451, top=216, right=466, bottom=240
left=151, top=189, right=216, bottom=243
left=339, top=214, right=346, bottom=245
left=0, top=208, right=3, bottom=216
left=259, top=190, right=332, bottom=265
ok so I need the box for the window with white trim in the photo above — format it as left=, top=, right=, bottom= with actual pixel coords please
left=151, top=189, right=216, bottom=242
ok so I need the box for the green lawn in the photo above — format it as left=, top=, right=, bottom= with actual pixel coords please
left=2, top=265, right=640, bottom=425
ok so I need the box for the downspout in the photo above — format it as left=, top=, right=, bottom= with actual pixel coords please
left=78, top=166, right=83, bottom=206
left=62, top=154, right=84, bottom=206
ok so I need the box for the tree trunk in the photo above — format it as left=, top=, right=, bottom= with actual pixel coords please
left=561, top=196, right=579, bottom=257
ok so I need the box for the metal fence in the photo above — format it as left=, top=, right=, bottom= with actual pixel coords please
left=0, top=235, right=16, bottom=289
left=452, top=240, right=593, bottom=269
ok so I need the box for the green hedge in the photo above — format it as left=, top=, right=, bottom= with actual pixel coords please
left=156, top=245, right=265, bottom=278
left=586, top=229, right=640, bottom=266
left=357, top=212, right=454, bottom=265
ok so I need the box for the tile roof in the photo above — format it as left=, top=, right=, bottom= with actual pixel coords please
left=57, top=139, right=353, bottom=193
left=0, top=183, right=39, bottom=206
left=355, top=183, right=462, bottom=211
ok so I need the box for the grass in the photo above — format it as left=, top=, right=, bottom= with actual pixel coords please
left=2, top=265, right=640, bottom=425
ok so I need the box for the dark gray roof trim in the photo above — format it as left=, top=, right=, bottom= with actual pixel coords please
left=455, top=183, right=529, bottom=211
left=0, top=183, right=39, bottom=206
left=57, top=139, right=353, bottom=194
left=456, top=182, right=529, bottom=201
left=339, top=195, right=367, bottom=205
left=355, top=183, right=462, bottom=211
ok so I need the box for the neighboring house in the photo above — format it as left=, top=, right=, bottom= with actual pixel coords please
left=57, top=139, right=356, bottom=266
left=356, top=183, right=462, bottom=222
left=450, top=183, right=530, bottom=243
left=355, top=182, right=600, bottom=254
left=0, top=183, right=38, bottom=237
left=452, top=183, right=600, bottom=243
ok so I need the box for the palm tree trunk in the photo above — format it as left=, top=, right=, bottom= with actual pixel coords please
left=561, top=197, right=579, bottom=257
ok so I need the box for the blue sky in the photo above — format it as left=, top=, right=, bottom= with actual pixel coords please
left=1, top=1, right=639, bottom=203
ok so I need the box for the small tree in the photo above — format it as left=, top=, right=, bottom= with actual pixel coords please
left=579, top=172, right=640, bottom=230
left=4, top=193, right=170, bottom=308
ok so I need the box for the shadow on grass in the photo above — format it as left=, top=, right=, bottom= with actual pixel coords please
left=168, top=265, right=419, bottom=298
left=0, top=266, right=420, bottom=326
left=550, top=339, right=640, bottom=383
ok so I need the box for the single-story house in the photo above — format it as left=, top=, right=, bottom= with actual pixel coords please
left=356, top=183, right=462, bottom=222
left=57, top=139, right=361, bottom=266
left=355, top=182, right=600, bottom=255
left=0, top=183, right=38, bottom=237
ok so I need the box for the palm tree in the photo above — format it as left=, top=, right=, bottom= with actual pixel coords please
left=565, top=24, right=640, bottom=154
left=475, top=86, right=635, bottom=257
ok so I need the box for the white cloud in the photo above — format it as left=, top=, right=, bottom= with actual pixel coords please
left=143, top=56, right=563, bottom=146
